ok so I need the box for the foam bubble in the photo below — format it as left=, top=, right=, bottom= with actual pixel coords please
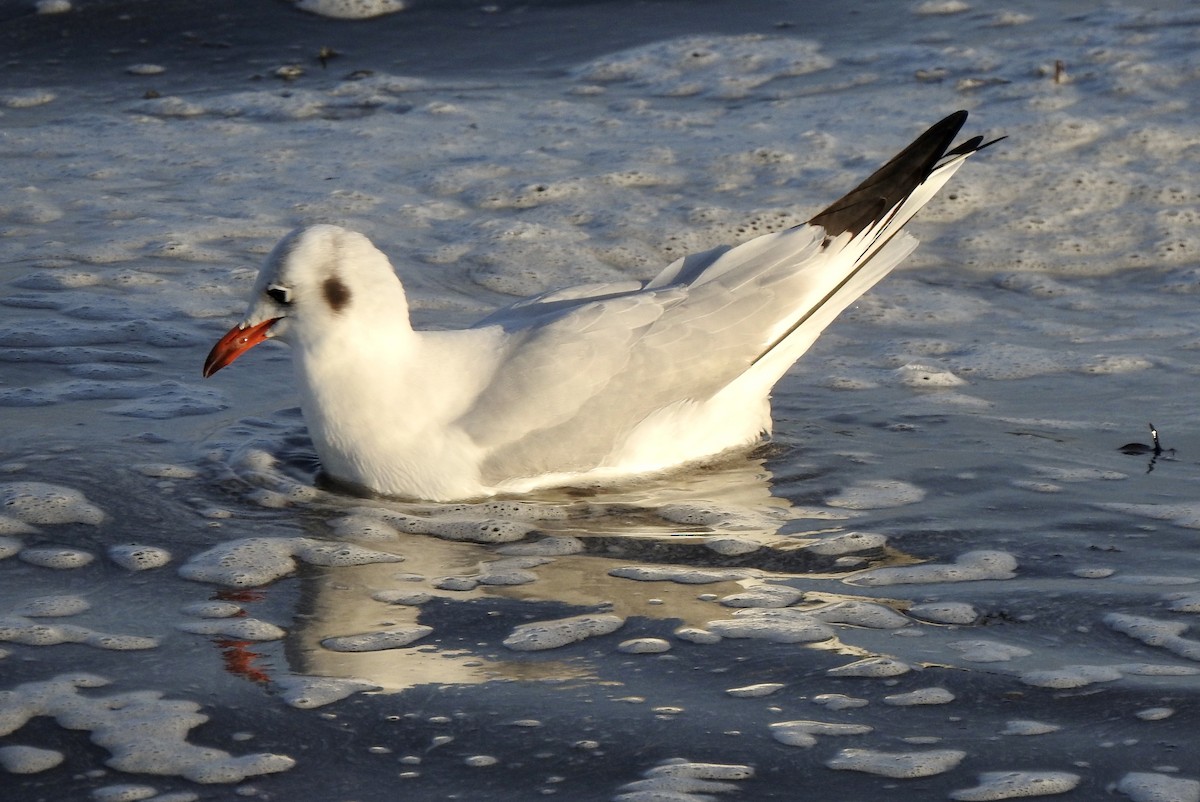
left=1135, top=707, right=1174, bottom=721
left=0, top=481, right=104, bottom=525
left=108, top=544, right=171, bottom=571
left=16, top=594, right=90, bottom=617
left=883, top=687, right=955, bottom=706
left=179, top=537, right=404, bottom=587
left=908, top=602, right=979, bottom=624
left=19, top=547, right=95, bottom=569
left=948, top=640, right=1032, bottom=662
left=295, top=0, right=408, bottom=19
left=1, top=90, right=56, bottom=108
left=1116, top=773, right=1200, bottom=802
left=275, top=676, right=381, bottom=709
left=1019, top=664, right=1124, bottom=689
left=812, top=694, right=868, bottom=710
left=826, top=480, right=925, bottom=510
left=718, top=585, right=804, bottom=608
left=0, top=744, right=64, bottom=773
left=1105, top=613, right=1200, bottom=661
left=827, top=657, right=913, bottom=678
left=178, top=619, right=286, bottom=641
left=573, top=35, right=833, bottom=100
left=705, top=609, right=834, bottom=644
left=673, top=626, right=721, bottom=645
left=91, top=784, right=157, bottom=802
left=35, top=0, right=72, bottom=13
left=132, top=464, right=198, bottom=479
left=617, top=638, right=671, bottom=654
left=1001, top=720, right=1061, bottom=736
left=0, top=674, right=294, bottom=782
left=802, top=531, right=888, bottom=556
left=770, top=720, right=873, bottom=748
left=811, top=600, right=910, bottom=629
left=850, top=550, right=1017, bottom=586
left=726, top=683, right=784, bottom=698
left=320, top=626, right=433, bottom=652
left=610, top=565, right=752, bottom=584
left=950, top=771, right=1081, bottom=800
left=827, top=748, right=965, bottom=778
left=503, top=613, right=624, bottom=651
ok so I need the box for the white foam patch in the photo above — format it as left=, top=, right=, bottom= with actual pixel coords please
left=320, top=625, right=433, bottom=652
left=35, top=0, right=72, bottom=14
left=180, top=602, right=242, bottom=618
left=617, top=638, right=671, bottom=654
left=826, top=480, right=925, bottom=510
left=948, top=639, right=1033, bottom=663
left=894, top=363, right=967, bottom=387
left=275, top=676, right=381, bottom=709
left=615, top=759, right=753, bottom=799
left=0, top=616, right=157, bottom=650
left=1019, top=664, right=1124, bottom=689
left=334, top=507, right=536, bottom=544
left=295, top=0, right=407, bottom=20
left=132, top=464, right=198, bottom=479
left=704, top=609, right=834, bottom=644
left=1001, top=720, right=1061, bottom=736
left=812, top=694, right=868, bottom=710
left=950, top=771, right=1081, bottom=800
left=179, top=537, right=404, bottom=587
left=883, top=687, right=955, bottom=706
left=0, top=744, right=64, bottom=773
left=801, top=531, right=887, bottom=556
left=718, top=585, right=804, bottom=608
left=811, top=600, right=910, bottom=629
left=726, top=683, right=784, bottom=698
left=908, top=602, right=979, bottom=624
left=850, top=550, right=1017, bottom=586
left=15, top=594, right=90, bottom=617
left=497, top=535, right=585, bottom=556
left=18, top=547, right=95, bottom=569
left=1102, top=502, right=1200, bottom=529
left=0, top=674, right=294, bottom=782
left=1166, top=592, right=1200, bottom=613
left=770, top=720, right=873, bottom=748
left=0, top=481, right=104, bottom=525
left=609, top=565, right=751, bottom=584
left=177, top=618, right=286, bottom=641
left=673, top=626, right=721, bottom=645
left=0, top=518, right=36, bottom=537
left=91, top=785, right=157, bottom=802
left=827, top=748, right=965, bottom=778
left=1105, top=613, right=1200, bottom=661
left=573, top=35, right=832, bottom=99
left=502, top=613, right=624, bottom=651
left=826, top=657, right=913, bottom=678
left=1135, top=707, right=1173, bottom=721
left=1117, top=773, right=1200, bottom=802
left=108, top=544, right=171, bottom=571
left=1, top=90, right=56, bottom=108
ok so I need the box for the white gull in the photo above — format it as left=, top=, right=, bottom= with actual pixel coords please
left=204, top=110, right=999, bottom=501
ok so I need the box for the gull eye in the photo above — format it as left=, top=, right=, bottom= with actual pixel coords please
left=265, top=285, right=292, bottom=305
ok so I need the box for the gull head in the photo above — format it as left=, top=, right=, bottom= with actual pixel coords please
left=203, top=224, right=406, bottom=377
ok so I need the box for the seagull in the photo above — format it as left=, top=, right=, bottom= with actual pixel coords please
left=204, top=110, right=999, bottom=501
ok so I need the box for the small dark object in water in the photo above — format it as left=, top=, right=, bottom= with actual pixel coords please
left=1120, top=423, right=1165, bottom=455
left=1120, top=423, right=1175, bottom=473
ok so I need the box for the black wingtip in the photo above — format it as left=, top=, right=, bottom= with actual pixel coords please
left=807, top=110, right=991, bottom=239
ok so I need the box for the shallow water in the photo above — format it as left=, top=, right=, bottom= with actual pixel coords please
left=4, top=0, right=1200, bottom=800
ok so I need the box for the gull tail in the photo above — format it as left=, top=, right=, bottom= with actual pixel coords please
left=747, top=110, right=1002, bottom=381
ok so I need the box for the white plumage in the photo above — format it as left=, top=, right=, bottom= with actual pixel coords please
left=204, top=111, right=998, bottom=501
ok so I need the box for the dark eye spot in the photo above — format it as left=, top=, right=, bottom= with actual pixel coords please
left=323, top=276, right=350, bottom=312
left=265, top=285, right=291, bottom=305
